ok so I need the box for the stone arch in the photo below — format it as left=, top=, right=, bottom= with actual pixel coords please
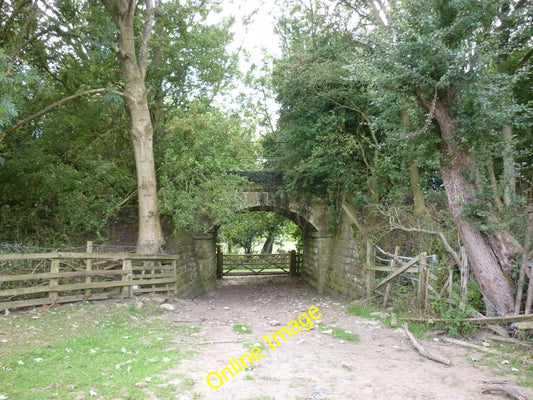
left=169, top=190, right=366, bottom=301
left=238, top=191, right=330, bottom=234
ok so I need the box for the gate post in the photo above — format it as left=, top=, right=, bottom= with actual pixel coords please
left=365, top=240, right=375, bottom=297
left=417, top=252, right=428, bottom=310
left=216, top=245, right=223, bottom=279
left=289, top=250, right=296, bottom=276
left=194, top=232, right=218, bottom=292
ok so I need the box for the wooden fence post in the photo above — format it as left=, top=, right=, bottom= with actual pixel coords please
left=418, top=252, right=428, bottom=310
left=459, top=246, right=469, bottom=307
left=366, top=240, right=375, bottom=297
left=122, top=258, right=133, bottom=298
left=172, top=260, right=178, bottom=295
left=49, top=258, right=60, bottom=301
left=289, top=250, right=296, bottom=276
left=85, top=241, right=93, bottom=296
left=383, top=246, right=399, bottom=307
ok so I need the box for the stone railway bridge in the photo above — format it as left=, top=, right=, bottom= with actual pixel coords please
left=168, top=181, right=366, bottom=300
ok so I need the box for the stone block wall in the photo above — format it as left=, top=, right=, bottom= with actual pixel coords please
left=168, top=230, right=216, bottom=297
left=322, top=212, right=366, bottom=298
left=193, top=233, right=218, bottom=292
left=301, top=211, right=365, bottom=299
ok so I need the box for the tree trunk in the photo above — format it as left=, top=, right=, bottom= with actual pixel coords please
left=502, top=124, right=516, bottom=206
left=422, top=93, right=514, bottom=315
left=515, top=206, right=533, bottom=314
left=103, top=0, right=164, bottom=253
left=261, top=230, right=275, bottom=254
left=401, top=111, right=427, bottom=214
left=129, top=97, right=164, bottom=253
left=408, top=159, right=427, bottom=214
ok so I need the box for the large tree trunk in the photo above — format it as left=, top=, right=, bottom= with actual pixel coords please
left=129, top=94, right=164, bottom=253
left=422, top=93, right=514, bottom=315
left=103, top=0, right=164, bottom=253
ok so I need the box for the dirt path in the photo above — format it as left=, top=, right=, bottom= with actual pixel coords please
left=156, top=275, right=532, bottom=400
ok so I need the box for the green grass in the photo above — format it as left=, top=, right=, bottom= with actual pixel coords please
left=0, top=302, right=195, bottom=399
left=244, top=341, right=266, bottom=351
left=233, top=323, right=252, bottom=334
left=319, top=324, right=360, bottom=343
left=474, top=344, right=533, bottom=388
left=347, top=303, right=381, bottom=319
left=347, top=302, right=437, bottom=338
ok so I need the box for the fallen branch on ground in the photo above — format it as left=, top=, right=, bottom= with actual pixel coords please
left=482, top=384, right=528, bottom=400
left=399, top=314, right=533, bottom=325
left=198, top=340, right=244, bottom=345
left=402, top=323, right=451, bottom=366
left=442, top=337, right=500, bottom=355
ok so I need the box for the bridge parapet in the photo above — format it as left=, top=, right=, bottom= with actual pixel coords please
left=239, top=191, right=330, bottom=233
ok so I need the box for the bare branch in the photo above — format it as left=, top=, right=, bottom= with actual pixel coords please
left=10, top=88, right=123, bottom=130
left=391, top=224, right=460, bottom=265
left=402, top=323, right=451, bottom=366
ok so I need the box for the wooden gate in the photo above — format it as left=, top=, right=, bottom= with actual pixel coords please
left=217, top=250, right=301, bottom=277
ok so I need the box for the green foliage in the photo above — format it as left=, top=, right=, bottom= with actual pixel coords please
left=362, top=0, right=533, bottom=197
left=431, top=293, right=478, bottom=337
left=218, top=211, right=300, bottom=254
left=158, top=103, right=257, bottom=232
left=267, top=3, right=380, bottom=204
left=0, top=1, right=243, bottom=245
left=148, top=0, right=238, bottom=107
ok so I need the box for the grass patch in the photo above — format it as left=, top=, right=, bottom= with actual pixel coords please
left=174, top=325, right=201, bottom=335
left=233, top=323, right=252, bottom=334
left=347, top=303, right=381, bottom=319
left=0, top=301, right=194, bottom=399
left=475, top=344, right=533, bottom=388
left=244, top=341, right=266, bottom=351
left=319, top=324, right=360, bottom=343
left=347, top=302, right=438, bottom=338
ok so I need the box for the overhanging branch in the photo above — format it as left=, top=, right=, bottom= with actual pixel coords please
left=10, top=88, right=123, bottom=130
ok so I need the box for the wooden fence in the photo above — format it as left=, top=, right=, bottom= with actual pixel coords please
left=365, top=241, right=461, bottom=311
left=217, top=250, right=300, bottom=277
left=0, top=252, right=178, bottom=311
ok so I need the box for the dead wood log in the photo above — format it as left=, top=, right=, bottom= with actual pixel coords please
left=442, top=337, right=500, bottom=355
left=402, top=323, right=452, bottom=366
left=482, top=384, right=528, bottom=400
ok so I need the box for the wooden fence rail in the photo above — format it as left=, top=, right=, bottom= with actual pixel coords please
left=365, top=241, right=443, bottom=311
left=0, top=252, right=178, bottom=311
left=220, top=251, right=299, bottom=276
